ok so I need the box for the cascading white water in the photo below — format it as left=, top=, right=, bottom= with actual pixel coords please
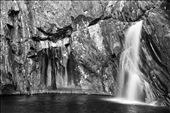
left=103, top=20, right=157, bottom=106
left=118, top=20, right=143, bottom=101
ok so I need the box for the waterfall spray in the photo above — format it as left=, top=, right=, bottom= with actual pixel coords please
left=118, top=20, right=143, bottom=101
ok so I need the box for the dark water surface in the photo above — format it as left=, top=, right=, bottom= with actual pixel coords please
left=1, top=94, right=170, bottom=113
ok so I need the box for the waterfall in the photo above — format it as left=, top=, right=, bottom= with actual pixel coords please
left=102, top=20, right=156, bottom=105
left=118, top=20, right=143, bottom=101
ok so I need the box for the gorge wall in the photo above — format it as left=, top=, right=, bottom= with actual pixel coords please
left=0, top=0, right=170, bottom=106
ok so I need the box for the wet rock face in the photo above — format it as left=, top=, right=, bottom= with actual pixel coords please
left=140, top=7, right=170, bottom=105
left=70, top=18, right=126, bottom=94
left=71, top=24, right=111, bottom=93
left=0, top=0, right=170, bottom=106
left=0, top=0, right=108, bottom=94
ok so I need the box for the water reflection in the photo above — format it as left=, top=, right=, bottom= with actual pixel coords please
left=1, top=94, right=170, bottom=113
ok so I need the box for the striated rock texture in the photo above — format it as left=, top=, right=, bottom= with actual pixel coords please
left=0, top=0, right=110, bottom=95
left=0, top=0, right=170, bottom=106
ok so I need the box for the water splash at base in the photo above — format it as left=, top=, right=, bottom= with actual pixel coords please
left=101, top=97, right=156, bottom=106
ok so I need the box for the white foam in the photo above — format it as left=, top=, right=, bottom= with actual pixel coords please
left=101, top=97, right=157, bottom=106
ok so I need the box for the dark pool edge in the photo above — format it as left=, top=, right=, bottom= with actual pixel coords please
left=0, top=89, right=112, bottom=97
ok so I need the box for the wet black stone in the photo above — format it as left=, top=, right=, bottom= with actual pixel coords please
left=8, top=9, right=20, bottom=17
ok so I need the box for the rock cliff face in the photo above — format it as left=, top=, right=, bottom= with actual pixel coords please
left=0, top=0, right=170, bottom=106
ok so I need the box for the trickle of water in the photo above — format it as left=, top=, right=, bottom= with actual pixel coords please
left=118, top=20, right=143, bottom=101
